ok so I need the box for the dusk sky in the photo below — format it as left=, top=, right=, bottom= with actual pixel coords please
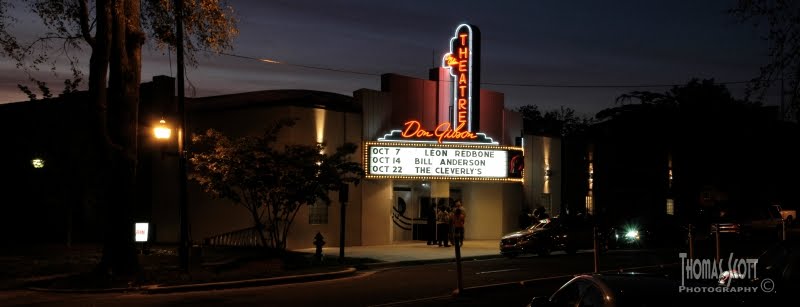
left=0, top=0, right=775, bottom=115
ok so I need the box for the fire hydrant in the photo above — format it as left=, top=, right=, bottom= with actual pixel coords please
left=313, top=232, right=326, bottom=263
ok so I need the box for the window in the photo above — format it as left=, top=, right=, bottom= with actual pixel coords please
left=666, top=198, right=675, bottom=215
left=586, top=195, right=594, bottom=215
left=309, top=200, right=328, bottom=225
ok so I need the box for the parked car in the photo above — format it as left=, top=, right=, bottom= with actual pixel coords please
left=709, top=205, right=784, bottom=238
left=527, top=272, right=767, bottom=307
left=742, top=241, right=799, bottom=299
left=773, top=204, right=796, bottom=225
left=500, top=217, right=604, bottom=258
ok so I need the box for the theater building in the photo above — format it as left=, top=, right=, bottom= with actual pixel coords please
left=146, top=24, right=562, bottom=249
left=0, top=24, right=562, bottom=249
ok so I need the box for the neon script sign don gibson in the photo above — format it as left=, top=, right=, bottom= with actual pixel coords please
left=401, top=120, right=477, bottom=143
left=377, top=120, right=498, bottom=145
left=443, top=24, right=480, bottom=132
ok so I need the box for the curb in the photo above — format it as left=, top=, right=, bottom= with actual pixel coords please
left=143, top=267, right=358, bottom=294
left=0, top=273, right=78, bottom=291
left=29, top=285, right=142, bottom=294
left=361, top=254, right=504, bottom=270
left=26, top=272, right=143, bottom=294
left=452, top=263, right=679, bottom=297
left=25, top=268, right=358, bottom=294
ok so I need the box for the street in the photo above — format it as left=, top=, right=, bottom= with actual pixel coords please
left=0, top=249, right=676, bottom=307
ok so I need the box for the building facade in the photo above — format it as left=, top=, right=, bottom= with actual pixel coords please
left=2, top=24, right=563, bottom=251
left=146, top=69, right=560, bottom=250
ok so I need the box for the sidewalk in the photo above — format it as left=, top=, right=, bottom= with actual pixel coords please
left=294, top=239, right=501, bottom=264
left=7, top=240, right=502, bottom=294
left=146, top=240, right=503, bottom=294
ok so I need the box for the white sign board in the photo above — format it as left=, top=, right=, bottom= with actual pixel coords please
left=135, top=222, right=149, bottom=242
left=366, top=143, right=515, bottom=180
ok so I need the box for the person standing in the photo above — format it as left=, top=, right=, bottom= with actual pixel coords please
left=452, top=200, right=466, bottom=247
left=518, top=207, right=532, bottom=229
left=436, top=205, right=450, bottom=247
left=427, top=201, right=437, bottom=245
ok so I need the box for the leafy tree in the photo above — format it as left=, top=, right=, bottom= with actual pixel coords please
left=190, top=119, right=364, bottom=251
left=518, top=105, right=594, bottom=137
left=730, top=0, right=800, bottom=121
left=599, top=79, right=759, bottom=122
left=593, top=79, right=792, bottom=219
left=0, top=0, right=237, bottom=275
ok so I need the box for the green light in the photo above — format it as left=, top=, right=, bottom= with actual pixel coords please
left=624, top=229, right=639, bottom=240
left=32, top=158, right=45, bottom=169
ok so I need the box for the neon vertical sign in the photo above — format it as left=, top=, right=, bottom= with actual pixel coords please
left=442, top=24, right=481, bottom=132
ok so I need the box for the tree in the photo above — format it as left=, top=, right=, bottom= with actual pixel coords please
left=0, top=0, right=237, bottom=276
left=190, top=119, right=364, bottom=251
left=593, top=79, right=791, bottom=219
left=518, top=105, right=593, bottom=137
left=730, top=0, right=800, bottom=121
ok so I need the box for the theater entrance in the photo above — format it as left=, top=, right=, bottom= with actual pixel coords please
left=391, top=181, right=461, bottom=243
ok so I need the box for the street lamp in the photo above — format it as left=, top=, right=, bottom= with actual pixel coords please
left=154, top=119, right=172, bottom=140
left=152, top=117, right=190, bottom=272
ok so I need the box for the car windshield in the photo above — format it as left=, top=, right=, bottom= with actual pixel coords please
left=526, top=219, right=554, bottom=230
left=767, top=206, right=781, bottom=219
left=531, top=219, right=559, bottom=229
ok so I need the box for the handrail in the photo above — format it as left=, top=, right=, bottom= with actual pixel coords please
left=204, top=226, right=262, bottom=247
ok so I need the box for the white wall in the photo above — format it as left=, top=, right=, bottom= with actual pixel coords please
left=361, top=179, right=393, bottom=245
left=463, top=182, right=503, bottom=239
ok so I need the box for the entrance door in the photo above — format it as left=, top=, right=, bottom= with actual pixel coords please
left=390, top=184, right=462, bottom=243
left=391, top=187, right=414, bottom=242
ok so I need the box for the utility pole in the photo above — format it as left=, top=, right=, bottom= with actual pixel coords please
left=174, top=0, right=189, bottom=273
left=454, top=233, right=464, bottom=294
left=339, top=183, right=348, bottom=262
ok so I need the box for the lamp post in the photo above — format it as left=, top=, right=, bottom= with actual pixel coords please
left=153, top=116, right=189, bottom=272
left=151, top=0, right=188, bottom=272
left=174, top=0, right=189, bottom=273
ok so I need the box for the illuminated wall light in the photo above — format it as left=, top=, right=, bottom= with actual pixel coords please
left=153, top=119, right=172, bottom=139
left=543, top=165, right=550, bottom=194
left=31, top=158, right=45, bottom=169
left=314, top=108, right=325, bottom=144
left=668, top=168, right=673, bottom=188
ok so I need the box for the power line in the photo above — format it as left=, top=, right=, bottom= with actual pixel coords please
left=216, top=51, right=379, bottom=76
left=482, top=80, right=750, bottom=88
left=210, top=50, right=752, bottom=89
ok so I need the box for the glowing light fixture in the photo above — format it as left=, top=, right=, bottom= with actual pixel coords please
left=154, top=119, right=172, bottom=140
left=624, top=229, right=639, bottom=240
left=32, top=158, right=45, bottom=169
left=314, top=108, right=325, bottom=144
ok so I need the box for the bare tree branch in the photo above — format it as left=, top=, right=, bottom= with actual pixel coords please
left=78, top=0, right=95, bottom=47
